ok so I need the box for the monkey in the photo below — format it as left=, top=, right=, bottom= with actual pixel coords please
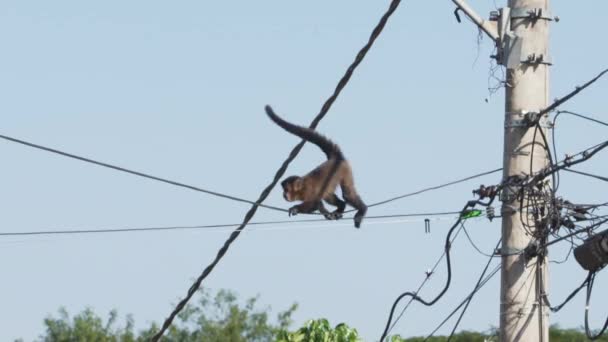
left=265, top=105, right=367, bottom=228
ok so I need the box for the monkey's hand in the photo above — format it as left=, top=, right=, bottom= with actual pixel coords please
left=288, top=206, right=299, bottom=217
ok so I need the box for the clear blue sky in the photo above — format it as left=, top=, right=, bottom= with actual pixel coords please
left=0, top=1, right=607, bottom=341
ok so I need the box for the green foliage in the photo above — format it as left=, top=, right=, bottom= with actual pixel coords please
left=25, top=295, right=608, bottom=342
left=33, top=289, right=296, bottom=342
left=277, top=319, right=361, bottom=342
left=392, top=330, right=495, bottom=342
left=39, top=308, right=135, bottom=342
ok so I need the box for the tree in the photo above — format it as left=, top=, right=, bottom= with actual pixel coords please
left=277, top=319, right=361, bottom=342
left=32, top=289, right=296, bottom=342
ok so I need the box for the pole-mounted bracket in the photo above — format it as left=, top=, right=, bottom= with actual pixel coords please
left=451, top=0, right=499, bottom=42
left=522, top=53, right=552, bottom=66
left=504, top=111, right=553, bottom=129
left=510, top=7, right=557, bottom=21
left=450, top=2, right=557, bottom=68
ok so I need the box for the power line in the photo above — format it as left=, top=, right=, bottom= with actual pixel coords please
left=0, top=133, right=288, bottom=213
left=446, top=240, right=502, bottom=342
left=364, top=168, right=502, bottom=210
left=151, top=1, right=404, bottom=339
left=379, top=202, right=482, bottom=342
left=461, top=223, right=496, bottom=258
left=563, top=168, right=608, bottom=183
left=0, top=211, right=460, bottom=237
left=422, top=257, right=501, bottom=341
left=0, top=133, right=503, bottom=217
left=551, top=109, right=607, bottom=190
left=585, top=272, right=608, bottom=340
left=538, top=68, right=608, bottom=116
left=384, top=220, right=467, bottom=337
left=555, top=110, right=608, bottom=127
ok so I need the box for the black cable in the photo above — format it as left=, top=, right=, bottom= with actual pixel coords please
left=529, top=140, right=608, bottom=187
left=556, top=110, right=608, bottom=127
left=0, top=211, right=460, bottom=237
left=0, top=134, right=502, bottom=217
left=585, top=272, right=608, bottom=340
left=385, top=221, right=467, bottom=336
left=540, top=271, right=591, bottom=313
left=538, top=68, right=608, bottom=117
left=461, top=223, right=495, bottom=258
left=542, top=218, right=608, bottom=249
left=423, top=260, right=501, bottom=341
left=551, top=110, right=607, bottom=191
left=0, top=133, right=288, bottom=213
left=379, top=202, right=476, bottom=342
left=151, top=1, right=404, bottom=339
left=563, top=169, right=608, bottom=183
left=364, top=168, right=502, bottom=210
left=446, top=239, right=502, bottom=342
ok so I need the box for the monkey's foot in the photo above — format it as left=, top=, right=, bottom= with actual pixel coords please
left=324, top=212, right=343, bottom=220
left=288, top=207, right=299, bottom=217
left=354, top=216, right=364, bottom=228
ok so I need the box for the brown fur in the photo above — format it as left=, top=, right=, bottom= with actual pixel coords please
left=267, top=105, right=367, bottom=228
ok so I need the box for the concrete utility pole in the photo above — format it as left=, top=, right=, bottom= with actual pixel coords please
left=452, top=0, right=552, bottom=340
left=500, top=1, right=550, bottom=341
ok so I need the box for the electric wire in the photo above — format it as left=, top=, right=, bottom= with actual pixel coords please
left=384, top=221, right=467, bottom=337
left=563, top=168, right=608, bottom=183
left=0, top=133, right=288, bottom=213
left=540, top=271, right=591, bottom=313
left=422, top=243, right=503, bottom=340
left=461, top=223, right=496, bottom=258
left=585, top=272, right=608, bottom=340
left=538, top=68, right=608, bottom=117
left=364, top=168, right=502, bottom=210
left=151, top=1, right=404, bottom=339
left=0, top=136, right=502, bottom=217
left=0, top=211, right=460, bottom=237
left=423, top=262, right=501, bottom=341
left=444, top=239, right=502, bottom=341
left=379, top=202, right=479, bottom=342
left=551, top=109, right=608, bottom=190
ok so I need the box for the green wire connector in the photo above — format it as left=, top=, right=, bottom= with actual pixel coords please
left=461, top=209, right=483, bottom=219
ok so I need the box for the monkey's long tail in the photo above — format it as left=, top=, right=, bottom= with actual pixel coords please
left=265, top=105, right=343, bottom=161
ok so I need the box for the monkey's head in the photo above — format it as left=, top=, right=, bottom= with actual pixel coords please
left=281, top=176, right=303, bottom=202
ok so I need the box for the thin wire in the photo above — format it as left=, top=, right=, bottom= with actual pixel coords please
left=461, top=223, right=495, bottom=258
left=380, top=203, right=477, bottom=342
left=151, top=1, right=404, bottom=339
left=556, top=110, right=608, bottom=127
left=540, top=271, right=591, bottom=313
left=542, top=218, right=608, bottom=249
left=0, top=133, right=288, bottom=213
left=538, top=68, right=608, bottom=116
left=0, top=212, right=460, bottom=237
left=446, top=239, right=502, bottom=341
left=585, top=272, right=608, bottom=340
left=0, top=135, right=502, bottom=217
left=424, top=265, right=501, bottom=341
left=551, top=109, right=607, bottom=190
left=364, top=168, right=502, bottom=210
left=563, top=169, right=608, bottom=183
left=385, top=222, right=467, bottom=336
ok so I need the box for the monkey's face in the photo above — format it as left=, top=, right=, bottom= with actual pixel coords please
left=281, top=176, right=303, bottom=202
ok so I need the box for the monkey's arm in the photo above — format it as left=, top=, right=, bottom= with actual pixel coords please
left=288, top=201, right=319, bottom=217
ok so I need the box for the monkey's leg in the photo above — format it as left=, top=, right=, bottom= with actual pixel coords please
left=317, top=201, right=339, bottom=220
left=324, top=194, right=345, bottom=220
left=343, top=191, right=367, bottom=228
